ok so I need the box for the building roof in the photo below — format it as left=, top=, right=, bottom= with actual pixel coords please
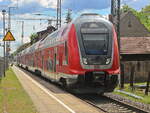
left=120, top=37, right=150, bottom=54
left=37, top=26, right=56, bottom=34
left=114, top=11, right=150, bottom=37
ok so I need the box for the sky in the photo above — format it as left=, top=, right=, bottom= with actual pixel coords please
left=0, top=0, right=149, bottom=56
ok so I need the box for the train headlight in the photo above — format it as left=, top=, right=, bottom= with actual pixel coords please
left=83, top=58, right=88, bottom=64
left=106, top=58, right=111, bottom=64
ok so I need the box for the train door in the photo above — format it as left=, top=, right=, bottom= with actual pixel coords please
left=41, top=51, right=44, bottom=71
left=54, top=47, right=57, bottom=80
left=54, top=53, right=56, bottom=72
left=42, top=55, right=44, bottom=70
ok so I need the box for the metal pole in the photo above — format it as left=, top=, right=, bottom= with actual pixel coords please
left=57, top=0, right=59, bottom=29
left=8, top=7, right=17, bottom=30
left=60, top=0, right=61, bottom=28
left=111, top=0, right=114, bottom=23
left=130, top=65, right=135, bottom=91
left=8, top=7, right=11, bottom=31
left=7, top=7, right=16, bottom=66
left=117, top=0, right=121, bottom=89
left=145, top=72, right=150, bottom=95
left=21, top=21, right=24, bottom=45
left=18, top=21, right=24, bottom=45
left=56, top=0, right=61, bottom=29
left=2, top=10, right=6, bottom=77
left=6, top=7, right=11, bottom=69
left=120, top=63, right=124, bottom=89
left=117, top=0, right=121, bottom=49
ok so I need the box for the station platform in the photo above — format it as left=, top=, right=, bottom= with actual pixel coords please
left=12, top=66, right=103, bottom=113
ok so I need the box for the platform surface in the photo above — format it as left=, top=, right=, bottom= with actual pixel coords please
left=12, top=66, right=103, bottom=113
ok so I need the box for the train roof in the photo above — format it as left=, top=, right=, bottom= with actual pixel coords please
left=80, top=13, right=102, bottom=17
left=38, top=24, right=70, bottom=50
left=28, top=43, right=36, bottom=53
left=16, top=13, right=113, bottom=56
left=73, top=13, right=113, bottom=27
left=17, top=40, right=40, bottom=56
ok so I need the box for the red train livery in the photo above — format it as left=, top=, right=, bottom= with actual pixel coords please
left=16, top=13, right=120, bottom=94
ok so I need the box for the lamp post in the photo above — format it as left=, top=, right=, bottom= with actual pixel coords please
left=57, top=0, right=61, bottom=29
left=8, top=7, right=17, bottom=31
left=17, top=21, right=24, bottom=45
left=2, top=9, right=6, bottom=77
left=6, top=7, right=18, bottom=68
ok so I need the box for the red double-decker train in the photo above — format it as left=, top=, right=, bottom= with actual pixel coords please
left=16, top=13, right=120, bottom=94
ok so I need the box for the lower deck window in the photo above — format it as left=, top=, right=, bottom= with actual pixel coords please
left=82, top=33, right=108, bottom=55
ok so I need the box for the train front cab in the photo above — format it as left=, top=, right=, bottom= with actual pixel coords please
left=68, top=15, right=120, bottom=93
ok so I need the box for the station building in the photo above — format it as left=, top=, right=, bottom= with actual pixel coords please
left=118, top=11, right=150, bottom=82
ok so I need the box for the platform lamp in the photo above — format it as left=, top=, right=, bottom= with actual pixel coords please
left=2, top=9, right=6, bottom=77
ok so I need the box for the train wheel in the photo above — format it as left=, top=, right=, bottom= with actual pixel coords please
left=25, top=66, right=28, bottom=70
left=60, top=78, right=67, bottom=89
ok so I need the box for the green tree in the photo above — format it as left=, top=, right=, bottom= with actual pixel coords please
left=121, top=5, right=150, bottom=32
left=121, top=5, right=133, bottom=13
left=121, top=5, right=137, bottom=15
left=30, top=33, right=38, bottom=44
left=142, top=5, right=150, bottom=15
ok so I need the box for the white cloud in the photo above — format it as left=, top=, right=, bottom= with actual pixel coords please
left=11, top=0, right=57, bottom=9
left=14, top=13, right=39, bottom=19
left=14, top=13, right=54, bottom=20
left=0, top=12, right=2, bottom=20
left=0, top=28, right=2, bottom=34
left=39, top=0, right=57, bottom=8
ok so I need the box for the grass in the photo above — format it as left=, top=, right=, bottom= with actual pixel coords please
left=114, top=83, right=150, bottom=104
left=0, top=68, right=38, bottom=113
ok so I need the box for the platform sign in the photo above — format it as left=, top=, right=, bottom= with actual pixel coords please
left=3, top=31, right=15, bottom=41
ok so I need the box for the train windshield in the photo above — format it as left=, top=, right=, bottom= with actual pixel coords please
left=82, top=33, right=108, bottom=55
left=81, top=22, right=109, bottom=55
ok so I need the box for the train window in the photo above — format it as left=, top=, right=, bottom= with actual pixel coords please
left=42, top=56, right=44, bottom=70
left=47, top=59, right=53, bottom=71
left=32, top=55, right=34, bottom=67
left=51, top=31, right=59, bottom=38
left=65, top=41, right=68, bottom=64
left=82, top=33, right=108, bottom=55
left=81, top=22, right=106, bottom=29
left=81, top=22, right=109, bottom=55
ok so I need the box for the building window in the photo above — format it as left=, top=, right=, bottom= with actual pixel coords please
left=128, top=20, right=132, bottom=27
left=128, top=15, right=132, bottom=28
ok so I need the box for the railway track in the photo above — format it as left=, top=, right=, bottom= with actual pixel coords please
left=76, top=94, right=149, bottom=113
left=19, top=67, right=149, bottom=113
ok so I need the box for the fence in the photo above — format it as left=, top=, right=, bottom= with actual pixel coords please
left=122, top=61, right=150, bottom=83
